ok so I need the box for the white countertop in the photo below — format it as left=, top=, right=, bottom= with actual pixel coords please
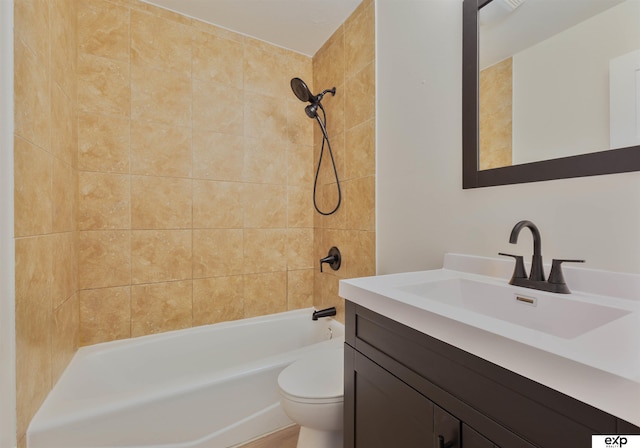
left=339, top=253, right=640, bottom=427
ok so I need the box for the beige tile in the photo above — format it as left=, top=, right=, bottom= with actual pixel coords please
left=193, top=229, right=243, bottom=278
left=131, top=64, right=191, bottom=126
left=193, top=276, right=244, bottom=326
left=319, top=229, right=348, bottom=279
left=78, top=171, right=130, bottom=230
left=243, top=184, right=287, bottom=229
left=131, top=122, right=192, bottom=177
left=243, top=137, right=287, bottom=185
left=287, top=270, right=314, bottom=310
left=318, top=86, right=345, bottom=142
left=350, top=230, right=376, bottom=278
left=313, top=27, right=345, bottom=97
left=345, top=176, right=375, bottom=231
left=345, top=62, right=375, bottom=129
left=480, top=58, right=513, bottom=170
left=52, top=294, right=79, bottom=384
left=287, top=100, right=315, bottom=146
left=131, top=9, right=192, bottom=75
left=192, top=131, right=244, bottom=181
left=78, top=230, right=131, bottom=289
left=287, top=228, right=314, bottom=270
left=15, top=0, right=50, bottom=65
left=286, top=51, right=313, bottom=93
left=192, top=30, right=243, bottom=87
left=131, top=175, right=192, bottom=229
left=243, top=34, right=288, bottom=56
left=51, top=82, right=76, bottom=166
left=287, top=141, right=314, bottom=187
left=130, top=0, right=191, bottom=26
left=77, top=0, right=129, bottom=62
left=345, top=118, right=375, bottom=180
left=14, top=38, right=51, bottom=151
left=131, top=280, right=193, bottom=337
left=193, top=181, right=243, bottom=229
left=15, top=235, right=52, bottom=438
left=315, top=131, right=345, bottom=187
left=244, top=272, right=287, bottom=318
left=78, top=53, right=130, bottom=117
left=131, top=230, right=192, bottom=284
left=14, top=137, right=52, bottom=237
left=51, top=0, right=77, bottom=97
left=318, top=271, right=342, bottom=315
left=344, top=2, right=375, bottom=78
left=52, top=157, right=75, bottom=233
left=78, top=112, right=130, bottom=173
left=244, top=92, right=287, bottom=141
left=318, top=183, right=346, bottom=229
left=192, top=80, right=243, bottom=135
left=52, top=232, right=76, bottom=309
left=190, top=18, right=243, bottom=43
left=79, top=286, right=131, bottom=346
left=244, top=229, right=287, bottom=274
left=244, top=43, right=290, bottom=99
left=287, top=186, right=314, bottom=228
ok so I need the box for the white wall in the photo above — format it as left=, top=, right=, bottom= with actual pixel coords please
left=512, top=0, right=640, bottom=164
left=376, top=0, right=640, bottom=276
left=0, top=1, right=16, bottom=447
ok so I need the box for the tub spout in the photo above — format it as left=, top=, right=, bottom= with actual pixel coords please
left=312, top=307, right=336, bottom=320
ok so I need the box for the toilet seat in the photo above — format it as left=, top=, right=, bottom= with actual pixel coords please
left=278, top=348, right=344, bottom=404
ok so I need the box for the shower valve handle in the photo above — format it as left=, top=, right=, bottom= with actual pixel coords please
left=320, top=247, right=341, bottom=273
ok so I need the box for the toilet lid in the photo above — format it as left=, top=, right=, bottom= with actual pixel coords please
left=278, top=348, right=344, bottom=401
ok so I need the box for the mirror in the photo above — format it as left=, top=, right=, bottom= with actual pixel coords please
left=462, top=0, right=640, bottom=189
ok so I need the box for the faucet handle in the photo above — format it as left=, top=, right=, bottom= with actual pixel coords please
left=548, top=259, right=585, bottom=286
left=498, top=253, right=527, bottom=280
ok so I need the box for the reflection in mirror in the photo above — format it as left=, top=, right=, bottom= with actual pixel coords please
left=478, top=0, right=640, bottom=170
left=462, top=0, right=640, bottom=188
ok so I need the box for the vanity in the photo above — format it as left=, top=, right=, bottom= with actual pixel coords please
left=339, top=254, right=640, bottom=447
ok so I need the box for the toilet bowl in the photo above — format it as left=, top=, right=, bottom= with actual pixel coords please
left=277, top=347, right=344, bottom=448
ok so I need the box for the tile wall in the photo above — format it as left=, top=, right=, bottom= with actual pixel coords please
left=479, top=57, right=512, bottom=170
left=13, top=0, right=375, bottom=443
left=75, top=0, right=317, bottom=345
left=14, top=0, right=79, bottom=445
left=312, top=0, right=376, bottom=321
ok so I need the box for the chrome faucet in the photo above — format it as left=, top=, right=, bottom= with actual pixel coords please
left=500, top=220, right=584, bottom=294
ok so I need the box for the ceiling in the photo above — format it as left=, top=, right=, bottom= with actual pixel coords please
left=480, top=0, right=626, bottom=68
left=141, top=0, right=363, bottom=57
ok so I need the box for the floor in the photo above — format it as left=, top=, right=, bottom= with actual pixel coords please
left=238, top=425, right=300, bottom=448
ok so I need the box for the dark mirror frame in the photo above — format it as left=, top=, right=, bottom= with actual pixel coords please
left=462, top=0, right=640, bottom=189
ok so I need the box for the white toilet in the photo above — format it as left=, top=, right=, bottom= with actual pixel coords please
left=277, top=347, right=344, bottom=448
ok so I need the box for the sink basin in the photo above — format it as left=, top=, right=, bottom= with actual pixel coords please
left=397, top=278, right=631, bottom=339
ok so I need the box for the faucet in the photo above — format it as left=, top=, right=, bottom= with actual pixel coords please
left=508, top=220, right=545, bottom=281
left=499, top=220, right=584, bottom=294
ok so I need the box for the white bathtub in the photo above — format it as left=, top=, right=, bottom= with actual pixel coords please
left=28, top=308, right=344, bottom=448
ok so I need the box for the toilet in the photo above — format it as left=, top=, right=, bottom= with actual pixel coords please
left=277, top=347, right=344, bottom=448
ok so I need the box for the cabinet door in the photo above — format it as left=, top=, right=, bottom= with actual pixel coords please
left=435, top=406, right=460, bottom=448
left=353, top=351, right=434, bottom=448
left=462, top=424, right=496, bottom=448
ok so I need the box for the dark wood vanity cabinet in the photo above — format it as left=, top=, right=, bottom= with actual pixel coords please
left=344, top=301, right=640, bottom=448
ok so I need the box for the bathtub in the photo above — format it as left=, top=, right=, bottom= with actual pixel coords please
left=28, top=308, right=344, bottom=448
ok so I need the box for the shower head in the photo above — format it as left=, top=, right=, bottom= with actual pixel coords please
left=291, top=77, right=337, bottom=106
left=291, top=77, right=313, bottom=103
